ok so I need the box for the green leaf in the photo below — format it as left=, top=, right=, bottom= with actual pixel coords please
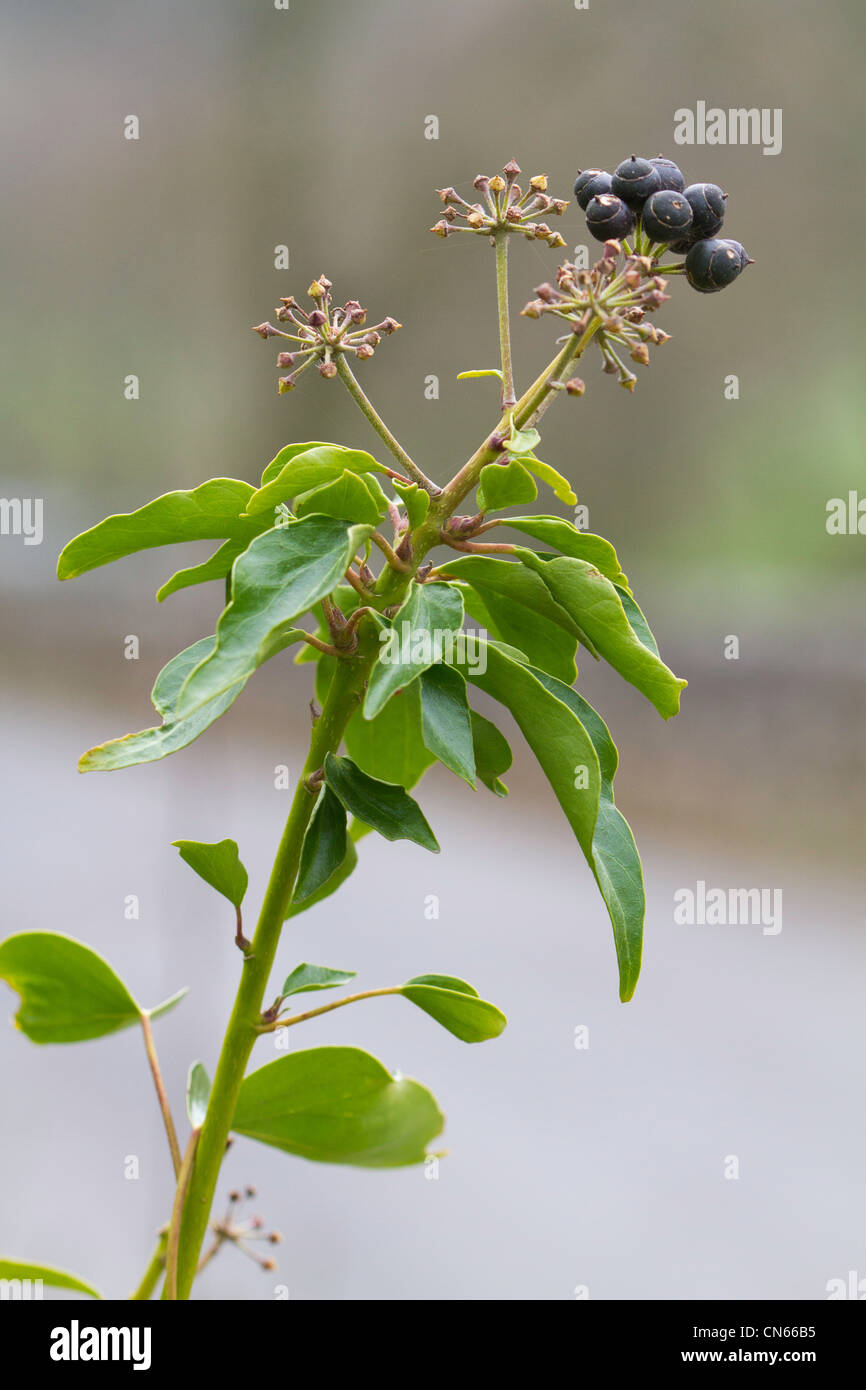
left=506, top=422, right=541, bottom=456
left=245, top=445, right=389, bottom=517
left=157, top=533, right=271, bottom=604
left=0, top=933, right=141, bottom=1043
left=79, top=636, right=247, bottom=773
left=532, top=673, right=645, bottom=1001
left=176, top=517, right=370, bottom=718
left=392, top=478, right=430, bottom=530
left=294, top=469, right=388, bottom=526
left=615, top=584, right=659, bottom=655
left=57, top=479, right=261, bottom=581
left=319, top=653, right=435, bottom=789
left=285, top=835, right=359, bottom=920
left=323, top=753, right=439, bottom=852
left=445, top=555, right=580, bottom=683
left=521, top=455, right=577, bottom=506
left=460, top=642, right=601, bottom=868
left=0, top=1260, right=101, bottom=1299
left=260, top=441, right=341, bottom=486
left=364, top=582, right=464, bottom=719
left=470, top=710, right=512, bottom=796
left=281, top=963, right=357, bottom=997
left=457, top=368, right=503, bottom=382
left=517, top=552, right=687, bottom=718
left=186, top=1062, right=211, bottom=1129
left=148, top=987, right=189, bottom=1021
left=294, top=788, right=347, bottom=903
left=232, top=1046, right=444, bottom=1167
left=419, top=665, right=476, bottom=785
left=399, top=975, right=506, bottom=1043
left=476, top=459, right=538, bottom=512
left=499, top=515, right=630, bottom=590
left=172, top=838, right=248, bottom=908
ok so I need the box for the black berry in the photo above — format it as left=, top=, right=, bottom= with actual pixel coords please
left=685, top=237, right=750, bottom=293
left=574, top=169, right=613, bottom=210
left=585, top=193, right=635, bottom=242
left=683, top=183, right=726, bottom=238
left=649, top=156, right=686, bottom=192
left=611, top=156, right=662, bottom=209
left=641, top=190, right=693, bottom=243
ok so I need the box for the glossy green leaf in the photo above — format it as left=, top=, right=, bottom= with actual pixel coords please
left=294, top=788, right=347, bottom=903
left=419, top=665, right=476, bottom=785
left=0, top=1260, right=101, bottom=1300
left=285, top=834, right=359, bottom=920
left=157, top=532, right=272, bottom=604
left=476, top=459, right=538, bottom=512
left=521, top=455, right=577, bottom=506
left=78, top=636, right=247, bottom=773
left=500, top=515, right=630, bottom=590
left=517, top=552, right=687, bottom=718
left=245, top=446, right=388, bottom=517
left=176, top=517, right=370, bottom=718
left=532, top=672, right=645, bottom=1001
left=172, top=838, right=248, bottom=908
left=0, top=933, right=141, bottom=1043
left=399, top=975, right=506, bottom=1043
left=615, top=584, right=659, bottom=655
left=281, top=963, right=357, bottom=997
left=294, top=469, right=388, bottom=526
left=148, top=987, right=190, bottom=1021
left=470, top=710, right=512, bottom=796
left=392, top=478, right=430, bottom=530
left=232, top=1046, right=444, bottom=1167
left=186, top=1062, right=211, bottom=1129
left=260, top=441, right=341, bottom=486
left=364, top=581, right=464, bottom=719
left=445, top=555, right=580, bottom=683
left=323, top=753, right=439, bottom=852
left=57, top=479, right=261, bottom=581
left=461, top=641, right=601, bottom=860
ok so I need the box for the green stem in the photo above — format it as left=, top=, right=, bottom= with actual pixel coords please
left=260, top=987, right=400, bottom=1033
left=334, top=356, right=438, bottom=494
left=139, top=1012, right=182, bottom=1178
left=129, top=1229, right=168, bottom=1301
left=163, top=1130, right=199, bottom=1300
left=494, top=230, right=516, bottom=409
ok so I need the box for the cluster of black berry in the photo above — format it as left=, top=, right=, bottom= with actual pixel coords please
left=574, top=155, right=752, bottom=294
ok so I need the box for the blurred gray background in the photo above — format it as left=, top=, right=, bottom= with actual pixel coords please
left=0, top=0, right=863, bottom=1300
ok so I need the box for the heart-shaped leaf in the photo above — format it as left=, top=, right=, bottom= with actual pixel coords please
left=294, top=470, right=388, bottom=526
left=399, top=975, right=506, bottom=1043
left=392, top=479, right=430, bottom=530
left=0, top=1259, right=101, bottom=1299
left=0, top=933, right=184, bottom=1043
left=172, top=839, right=248, bottom=908
left=323, top=753, right=439, bottom=852
left=520, top=455, right=577, bottom=505
left=232, top=1046, right=444, bottom=1167
left=260, top=441, right=343, bottom=486
left=476, top=459, right=538, bottom=512
left=280, top=964, right=357, bottom=997
left=245, top=446, right=388, bottom=516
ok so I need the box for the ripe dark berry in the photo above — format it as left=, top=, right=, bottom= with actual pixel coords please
left=649, top=156, right=686, bottom=192
left=611, top=155, right=662, bottom=209
left=683, top=182, right=726, bottom=238
left=585, top=193, right=635, bottom=242
left=685, top=237, right=750, bottom=293
left=574, top=168, right=613, bottom=210
left=641, top=189, right=693, bottom=243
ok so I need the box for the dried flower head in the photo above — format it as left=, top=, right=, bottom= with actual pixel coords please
left=432, top=159, right=568, bottom=248
left=252, top=278, right=401, bottom=394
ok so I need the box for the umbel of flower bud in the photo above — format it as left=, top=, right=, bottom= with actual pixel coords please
left=431, top=159, right=568, bottom=248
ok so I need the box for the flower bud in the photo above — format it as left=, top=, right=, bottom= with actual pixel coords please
left=278, top=375, right=296, bottom=393
left=530, top=174, right=548, bottom=191
left=252, top=322, right=278, bottom=339
left=436, top=186, right=459, bottom=204
left=355, top=343, right=375, bottom=359
left=430, top=220, right=450, bottom=237
left=473, top=174, right=490, bottom=193
left=547, top=232, right=566, bottom=248
left=630, top=343, right=650, bottom=366
left=344, top=300, right=366, bottom=324
left=565, top=377, right=586, bottom=396
left=318, top=361, right=337, bottom=379
left=276, top=351, right=295, bottom=368
left=379, top=316, right=401, bottom=334
left=308, top=309, right=326, bottom=327
left=307, top=279, right=325, bottom=300
left=489, top=174, right=506, bottom=193
left=503, top=158, right=521, bottom=180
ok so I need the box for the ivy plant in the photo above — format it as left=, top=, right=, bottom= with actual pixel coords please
left=1, top=153, right=750, bottom=1299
